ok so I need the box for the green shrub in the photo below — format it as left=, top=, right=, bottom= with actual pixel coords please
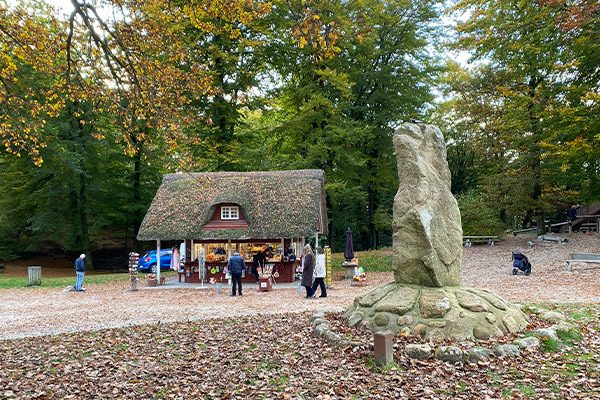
left=556, top=329, right=583, bottom=345
left=540, top=336, right=561, bottom=353
left=458, top=191, right=506, bottom=236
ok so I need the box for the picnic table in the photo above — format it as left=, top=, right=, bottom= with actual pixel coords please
left=565, top=253, right=600, bottom=272
left=463, top=236, right=500, bottom=247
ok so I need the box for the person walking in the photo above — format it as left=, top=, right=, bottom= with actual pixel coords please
left=74, top=254, right=86, bottom=292
left=227, top=251, right=246, bottom=296
left=301, top=244, right=315, bottom=298
left=310, top=247, right=327, bottom=298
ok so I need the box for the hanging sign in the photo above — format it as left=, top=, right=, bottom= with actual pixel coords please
left=324, top=246, right=332, bottom=287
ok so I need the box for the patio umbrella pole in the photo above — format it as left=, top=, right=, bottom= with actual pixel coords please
left=156, top=239, right=161, bottom=285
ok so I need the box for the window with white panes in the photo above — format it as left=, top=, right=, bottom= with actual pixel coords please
left=221, top=206, right=240, bottom=220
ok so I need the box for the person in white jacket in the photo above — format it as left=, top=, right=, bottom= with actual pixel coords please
left=310, top=247, right=327, bottom=298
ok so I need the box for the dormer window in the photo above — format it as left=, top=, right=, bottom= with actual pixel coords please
left=221, top=206, right=239, bottom=220
left=203, top=203, right=247, bottom=230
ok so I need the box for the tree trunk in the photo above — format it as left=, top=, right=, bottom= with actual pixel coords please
left=77, top=145, right=92, bottom=269
left=131, top=135, right=143, bottom=248
left=367, top=188, right=377, bottom=249
left=527, top=76, right=545, bottom=234
left=68, top=100, right=93, bottom=269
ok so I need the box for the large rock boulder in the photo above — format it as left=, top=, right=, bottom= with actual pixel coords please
left=343, top=284, right=529, bottom=341
left=392, top=123, right=462, bottom=287
left=344, top=122, right=528, bottom=342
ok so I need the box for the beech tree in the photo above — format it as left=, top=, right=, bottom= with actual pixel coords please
left=440, top=0, right=600, bottom=230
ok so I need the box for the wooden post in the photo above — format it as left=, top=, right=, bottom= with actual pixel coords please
left=374, top=331, right=395, bottom=366
left=184, top=239, right=190, bottom=263
left=315, top=232, right=319, bottom=249
left=227, top=239, right=232, bottom=284
left=597, top=218, right=600, bottom=234
left=191, top=239, right=195, bottom=260
left=156, top=240, right=161, bottom=285
left=28, top=266, right=41, bottom=286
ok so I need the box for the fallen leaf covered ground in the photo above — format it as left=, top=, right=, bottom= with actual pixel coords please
left=0, top=305, right=598, bottom=399
left=0, top=233, right=599, bottom=398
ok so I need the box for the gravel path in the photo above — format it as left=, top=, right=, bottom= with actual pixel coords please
left=462, top=233, right=600, bottom=304
left=1, top=233, right=598, bottom=340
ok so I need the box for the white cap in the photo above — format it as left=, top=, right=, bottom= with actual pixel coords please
left=80, top=254, right=86, bottom=259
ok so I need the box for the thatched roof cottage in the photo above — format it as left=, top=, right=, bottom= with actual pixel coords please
left=137, top=169, right=327, bottom=284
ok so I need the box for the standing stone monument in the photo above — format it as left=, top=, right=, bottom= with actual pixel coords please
left=344, top=123, right=528, bottom=341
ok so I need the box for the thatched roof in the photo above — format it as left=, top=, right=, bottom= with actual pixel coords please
left=137, top=170, right=327, bottom=241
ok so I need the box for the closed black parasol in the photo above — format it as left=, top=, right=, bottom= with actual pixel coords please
left=344, top=227, right=354, bottom=261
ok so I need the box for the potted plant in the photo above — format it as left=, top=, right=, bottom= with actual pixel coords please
left=351, top=266, right=367, bottom=287
left=210, top=276, right=223, bottom=294
left=146, top=273, right=158, bottom=287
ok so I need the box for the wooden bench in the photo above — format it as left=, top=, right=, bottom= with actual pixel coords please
left=463, top=236, right=500, bottom=247
left=513, top=227, right=538, bottom=236
left=565, top=253, right=600, bottom=272
left=539, top=235, right=568, bottom=243
left=579, top=223, right=598, bottom=233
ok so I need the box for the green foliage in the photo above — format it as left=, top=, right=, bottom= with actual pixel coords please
left=540, top=336, right=561, bottom=353
left=556, top=328, right=583, bottom=346
left=236, top=0, right=442, bottom=251
left=569, top=309, right=594, bottom=322
left=438, top=0, right=600, bottom=229
left=455, top=381, right=468, bottom=393
left=458, top=191, right=505, bottom=236
left=516, top=384, right=536, bottom=397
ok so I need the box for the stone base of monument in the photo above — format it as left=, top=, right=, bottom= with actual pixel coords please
left=342, top=262, right=358, bottom=279
left=343, top=283, right=528, bottom=342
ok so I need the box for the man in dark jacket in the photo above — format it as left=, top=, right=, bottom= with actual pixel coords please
left=227, top=252, right=246, bottom=296
left=74, top=254, right=86, bottom=292
left=567, top=204, right=579, bottom=224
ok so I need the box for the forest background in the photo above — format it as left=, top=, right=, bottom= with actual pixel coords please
left=0, top=0, right=598, bottom=266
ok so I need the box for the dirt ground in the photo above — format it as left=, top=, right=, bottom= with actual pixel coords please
left=0, top=233, right=598, bottom=340
left=462, top=233, right=600, bottom=304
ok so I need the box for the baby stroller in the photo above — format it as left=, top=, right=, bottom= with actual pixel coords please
left=512, top=252, right=532, bottom=276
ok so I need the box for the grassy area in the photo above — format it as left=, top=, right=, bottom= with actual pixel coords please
left=0, top=272, right=131, bottom=289
left=331, top=248, right=393, bottom=272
